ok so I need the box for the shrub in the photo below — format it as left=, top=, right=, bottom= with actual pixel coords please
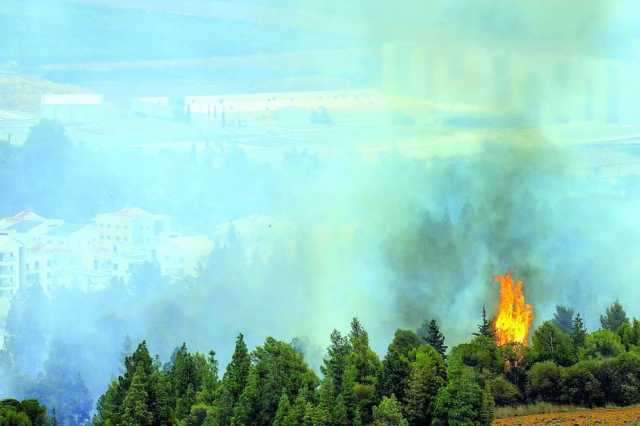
left=527, top=361, right=562, bottom=403
left=599, top=352, right=640, bottom=405
left=560, top=360, right=603, bottom=407
left=580, top=330, right=624, bottom=360
left=490, top=375, right=522, bottom=406
left=531, top=322, right=576, bottom=366
left=432, top=367, right=494, bottom=426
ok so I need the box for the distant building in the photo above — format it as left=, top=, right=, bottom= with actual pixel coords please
left=40, top=94, right=104, bottom=124
left=0, top=233, right=23, bottom=299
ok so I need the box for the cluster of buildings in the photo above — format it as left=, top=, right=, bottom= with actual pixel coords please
left=0, top=208, right=213, bottom=311
left=40, top=89, right=384, bottom=128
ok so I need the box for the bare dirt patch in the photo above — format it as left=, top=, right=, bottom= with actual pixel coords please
left=494, top=405, right=640, bottom=425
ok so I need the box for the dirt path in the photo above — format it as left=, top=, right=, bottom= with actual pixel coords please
left=494, top=405, right=640, bottom=425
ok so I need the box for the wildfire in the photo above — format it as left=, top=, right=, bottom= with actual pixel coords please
left=492, top=271, right=534, bottom=346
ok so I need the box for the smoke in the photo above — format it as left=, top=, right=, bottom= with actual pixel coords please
left=2, top=0, right=640, bottom=417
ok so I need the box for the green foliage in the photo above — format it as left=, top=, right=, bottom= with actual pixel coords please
left=88, top=314, right=640, bottom=426
left=527, top=361, right=563, bottom=402
left=378, top=329, right=420, bottom=402
left=580, top=330, right=624, bottom=359
left=234, top=337, right=318, bottom=426
left=600, top=300, right=629, bottom=332
left=216, top=333, right=251, bottom=425
left=598, top=352, right=640, bottom=405
left=531, top=322, right=576, bottom=366
left=560, top=360, right=603, bottom=407
left=424, top=320, right=448, bottom=359
left=489, top=375, right=521, bottom=406
left=371, top=395, right=408, bottom=426
left=451, top=335, right=500, bottom=374
left=571, top=313, right=587, bottom=348
left=122, top=368, right=154, bottom=426
left=619, top=319, right=640, bottom=350
left=0, top=399, right=49, bottom=426
left=432, top=367, right=494, bottom=426
left=404, top=345, right=447, bottom=425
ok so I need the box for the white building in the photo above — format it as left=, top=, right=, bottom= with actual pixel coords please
left=0, top=233, right=23, bottom=299
left=40, top=94, right=104, bottom=124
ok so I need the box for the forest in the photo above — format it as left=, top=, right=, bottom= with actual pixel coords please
left=4, top=301, right=640, bottom=425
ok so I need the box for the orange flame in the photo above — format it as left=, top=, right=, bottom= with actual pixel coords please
left=493, top=272, right=534, bottom=346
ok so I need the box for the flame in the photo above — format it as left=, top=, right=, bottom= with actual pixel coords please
left=492, top=272, right=534, bottom=346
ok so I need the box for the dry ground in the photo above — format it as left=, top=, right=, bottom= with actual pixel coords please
left=495, top=405, right=640, bottom=425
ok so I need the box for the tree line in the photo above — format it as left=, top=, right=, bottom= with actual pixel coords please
left=88, top=300, right=640, bottom=426
left=4, top=300, right=640, bottom=425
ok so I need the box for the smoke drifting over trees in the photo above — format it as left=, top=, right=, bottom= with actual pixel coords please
left=2, top=0, right=640, bottom=423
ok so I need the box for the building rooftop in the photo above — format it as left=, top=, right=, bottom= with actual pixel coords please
left=46, top=223, right=84, bottom=237
left=5, top=220, right=43, bottom=234
left=0, top=210, right=46, bottom=229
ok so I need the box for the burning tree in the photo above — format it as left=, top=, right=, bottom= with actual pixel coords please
left=492, top=272, right=534, bottom=346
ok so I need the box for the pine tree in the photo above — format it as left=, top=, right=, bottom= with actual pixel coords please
left=332, top=395, right=349, bottom=426
left=474, top=306, right=494, bottom=338
left=152, top=374, right=173, bottom=426
left=273, top=393, right=292, bottom=426
left=320, top=329, right=351, bottom=408
left=379, top=330, right=421, bottom=401
left=404, top=345, right=447, bottom=426
left=216, top=334, right=251, bottom=425
left=600, top=300, right=630, bottom=332
left=371, top=395, right=408, bottom=426
left=553, top=305, right=575, bottom=335
left=572, top=312, right=588, bottom=348
left=122, top=369, right=153, bottom=426
left=425, top=320, right=447, bottom=358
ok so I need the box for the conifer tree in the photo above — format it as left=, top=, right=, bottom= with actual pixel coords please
left=425, top=320, right=447, bottom=358
left=122, top=369, right=153, bottom=426
left=553, top=305, right=575, bottom=335
left=474, top=306, right=494, bottom=338
left=600, top=300, right=630, bottom=332
left=571, top=312, right=588, bottom=348
left=216, top=334, right=251, bottom=425
left=371, top=395, right=408, bottom=426
left=405, top=345, right=447, bottom=425
left=379, top=330, right=421, bottom=401
left=273, top=393, right=292, bottom=426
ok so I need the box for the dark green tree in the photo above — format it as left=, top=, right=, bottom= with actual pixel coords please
left=424, top=320, right=447, bottom=358
left=273, top=393, right=292, bottom=426
left=404, top=345, right=447, bottom=426
left=553, top=305, right=575, bottom=335
left=122, top=368, right=154, bottom=426
left=432, top=367, right=494, bottom=426
left=572, top=312, right=588, bottom=348
left=216, top=333, right=251, bottom=425
left=526, top=361, right=563, bottom=402
left=378, top=329, right=421, bottom=401
left=234, top=337, right=318, bottom=426
left=600, top=300, right=630, bottom=332
left=347, top=318, right=381, bottom=424
left=474, top=306, right=494, bottom=338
